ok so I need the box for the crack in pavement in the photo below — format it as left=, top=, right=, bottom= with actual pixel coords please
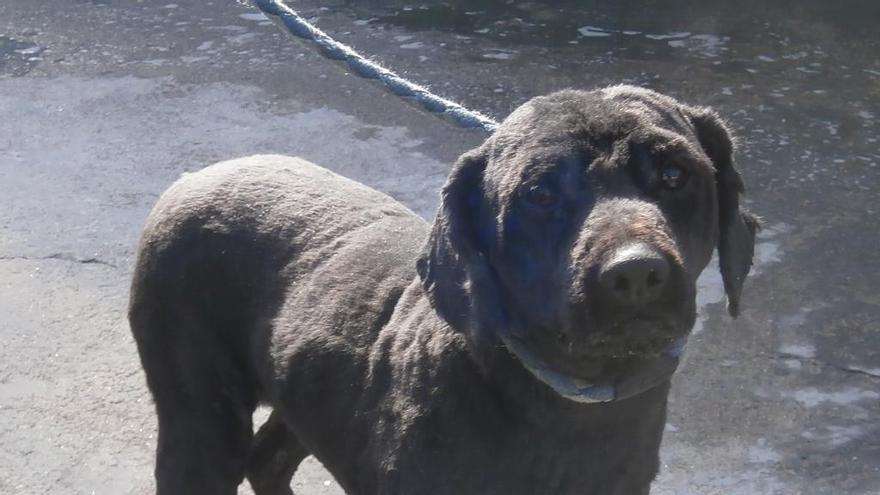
left=0, top=253, right=118, bottom=269
left=775, top=351, right=880, bottom=380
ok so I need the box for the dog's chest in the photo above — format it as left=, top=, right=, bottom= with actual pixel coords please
left=375, top=404, right=658, bottom=495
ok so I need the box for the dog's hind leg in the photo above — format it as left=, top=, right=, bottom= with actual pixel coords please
left=246, top=410, right=309, bottom=495
left=131, top=304, right=257, bottom=495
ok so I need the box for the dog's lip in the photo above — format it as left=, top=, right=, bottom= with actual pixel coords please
left=556, top=318, right=686, bottom=361
left=546, top=336, right=683, bottom=381
left=605, top=314, right=678, bottom=332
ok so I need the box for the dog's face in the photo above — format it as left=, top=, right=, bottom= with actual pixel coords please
left=418, top=86, right=758, bottom=399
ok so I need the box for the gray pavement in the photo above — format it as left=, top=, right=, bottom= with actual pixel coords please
left=1, top=1, right=878, bottom=494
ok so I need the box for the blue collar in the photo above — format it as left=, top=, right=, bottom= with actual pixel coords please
left=499, top=334, right=688, bottom=403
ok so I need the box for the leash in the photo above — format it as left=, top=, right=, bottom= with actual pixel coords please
left=251, top=0, right=499, bottom=133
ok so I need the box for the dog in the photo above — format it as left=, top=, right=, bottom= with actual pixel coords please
left=129, top=85, right=758, bottom=495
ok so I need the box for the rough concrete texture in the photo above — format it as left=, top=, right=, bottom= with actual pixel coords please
left=0, top=0, right=877, bottom=494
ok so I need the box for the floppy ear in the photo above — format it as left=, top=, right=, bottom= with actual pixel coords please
left=416, top=146, right=503, bottom=334
left=690, top=108, right=760, bottom=317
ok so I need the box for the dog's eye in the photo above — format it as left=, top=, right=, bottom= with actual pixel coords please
left=526, top=184, right=559, bottom=208
left=660, top=165, right=688, bottom=190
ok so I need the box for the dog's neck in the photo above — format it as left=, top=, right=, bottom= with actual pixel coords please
left=413, top=277, right=683, bottom=406
left=497, top=333, right=617, bottom=403
left=497, top=333, right=688, bottom=404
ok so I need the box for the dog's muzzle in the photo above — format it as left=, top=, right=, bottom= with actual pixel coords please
left=499, top=333, right=687, bottom=403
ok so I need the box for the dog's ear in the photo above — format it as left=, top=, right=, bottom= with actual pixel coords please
left=689, top=108, right=760, bottom=317
left=417, top=146, right=501, bottom=332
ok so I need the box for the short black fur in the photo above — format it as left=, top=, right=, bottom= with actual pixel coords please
left=130, top=85, right=757, bottom=495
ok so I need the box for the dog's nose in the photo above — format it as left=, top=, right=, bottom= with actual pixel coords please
left=599, top=243, right=670, bottom=307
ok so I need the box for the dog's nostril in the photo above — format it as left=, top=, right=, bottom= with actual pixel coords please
left=599, top=243, right=671, bottom=307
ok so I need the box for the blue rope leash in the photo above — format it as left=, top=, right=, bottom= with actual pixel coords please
left=251, top=0, right=499, bottom=133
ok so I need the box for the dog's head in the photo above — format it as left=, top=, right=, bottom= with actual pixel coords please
left=418, top=86, right=758, bottom=402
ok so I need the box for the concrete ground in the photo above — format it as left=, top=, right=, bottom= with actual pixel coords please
left=1, top=0, right=877, bottom=493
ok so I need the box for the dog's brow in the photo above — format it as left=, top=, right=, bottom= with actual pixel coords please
left=523, top=150, right=583, bottom=171
left=648, top=136, right=711, bottom=172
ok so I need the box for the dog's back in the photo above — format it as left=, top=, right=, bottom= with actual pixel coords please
left=128, top=154, right=426, bottom=493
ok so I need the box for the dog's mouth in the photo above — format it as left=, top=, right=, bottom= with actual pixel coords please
left=499, top=324, right=688, bottom=403
left=559, top=318, right=686, bottom=359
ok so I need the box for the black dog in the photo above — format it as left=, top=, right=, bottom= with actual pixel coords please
left=129, top=85, right=758, bottom=495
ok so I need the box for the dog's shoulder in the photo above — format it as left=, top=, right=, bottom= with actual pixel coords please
left=131, top=155, right=429, bottom=329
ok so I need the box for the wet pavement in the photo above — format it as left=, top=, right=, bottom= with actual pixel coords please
left=0, top=0, right=878, bottom=493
